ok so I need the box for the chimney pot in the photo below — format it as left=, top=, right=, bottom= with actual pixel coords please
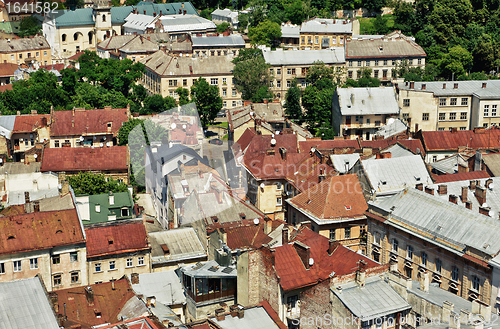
left=416, top=183, right=423, bottom=191
left=454, top=83, right=458, bottom=89
left=470, top=180, right=476, bottom=190
left=282, top=227, right=288, bottom=244
left=465, top=201, right=472, bottom=209
left=449, top=194, right=458, bottom=204
left=438, top=184, right=447, bottom=195
left=461, top=186, right=468, bottom=202
left=483, top=82, right=487, bottom=88
left=443, top=83, right=446, bottom=89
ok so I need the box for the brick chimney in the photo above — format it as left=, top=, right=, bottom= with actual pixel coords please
left=328, top=239, right=339, bottom=255
left=479, top=206, right=491, bottom=216
left=282, top=227, right=288, bottom=244
left=438, top=184, right=447, bottom=195
left=131, top=273, right=139, bottom=284
left=264, top=217, right=272, bottom=235
left=24, top=191, right=30, bottom=204
left=476, top=186, right=487, bottom=206
left=425, top=186, right=434, bottom=195
left=293, top=241, right=311, bottom=269
left=449, top=194, right=458, bottom=204
left=461, top=186, right=468, bottom=202
left=465, top=201, right=472, bottom=209
left=84, top=286, right=94, bottom=306
left=33, top=201, right=40, bottom=212
left=470, top=180, right=476, bottom=190
left=416, top=183, right=423, bottom=191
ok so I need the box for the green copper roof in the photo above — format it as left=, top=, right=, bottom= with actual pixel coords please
left=85, top=191, right=134, bottom=225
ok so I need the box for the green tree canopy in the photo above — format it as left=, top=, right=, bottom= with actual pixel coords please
left=190, top=77, right=223, bottom=126
left=248, top=20, right=282, bottom=46
left=284, top=80, right=302, bottom=121
left=68, top=172, right=128, bottom=195
left=232, top=49, right=271, bottom=101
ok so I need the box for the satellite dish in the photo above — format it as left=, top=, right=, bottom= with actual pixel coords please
left=260, top=183, right=265, bottom=189
left=182, top=124, right=186, bottom=129
left=33, top=154, right=37, bottom=159
left=253, top=218, right=259, bottom=225
left=309, top=258, right=314, bottom=266
left=80, top=136, right=84, bottom=141
left=171, top=123, right=176, bottom=129
left=103, top=136, right=106, bottom=140
left=387, top=118, right=395, bottom=125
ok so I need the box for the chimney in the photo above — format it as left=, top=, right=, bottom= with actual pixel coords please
left=458, top=163, right=468, bottom=173
left=161, top=244, right=170, bottom=255
left=475, top=186, right=486, bottom=206
left=328, top=239, right=339, bottom=255
left=381, top=152, right=391, bottom=159
left=410, top=81, right=414, bottom=89
left=111, top=279, right=115, bottom=290
left=465, top=201, right=472, bottom=209
left=470, top=180, right=476, bottom=190
left=479, top=206, right=491, bottom=216
left=24, top=191, right=30, bottom=204
left=84, top=286, right=94, bottom=306
left=454, top=83, right=458, bottom=89
left=449, top=194, right=458, bottom=204
left=438, top=184, right=447, bottom=195
left=160, top=10, right=162, bottom=15
left=416, top=183, right=423, bottom=191
left=461, top=186, right=468, bottom=202
left=131, top=273, right=139, bottom=284
left=282, top=227, right=288, bottom=244
left=230, top=305, right=239, bottom=317
left=486, top=178, right=493, bottom=189
left=420, top=271, right=430, bottom=292
left=215, top=308, right=225, bottom=321
left=356, top=269, right=366, bottom=287
left=183, top=9, right=187, bottom=14
left=279, top=147, right=287, bottom=161
left=424, top=186, right=434, bottom=195
left=33, top=201, right=40, bottom=212
left=482, top=82, right=487, bottom=88
left=153, top=11, right=156, bottom=16
left=443, top=83, right=446, bottom=89
left=293, top=241, right=311, bottom=269
left=264, top=217, right=272, bottom=235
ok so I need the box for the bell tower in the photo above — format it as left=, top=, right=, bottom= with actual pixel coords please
left=93, top=0, right=112, bottom=43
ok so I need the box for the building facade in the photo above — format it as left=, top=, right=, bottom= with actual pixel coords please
left=0, top=36, right=51, bottom=66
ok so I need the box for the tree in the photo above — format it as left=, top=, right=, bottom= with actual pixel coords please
left=372, top=15, right=391, bottom=35
left=232, top=49, right=271, bottom=101
left=176, top=87, right=190, bottom=105
left=363, top=0, right=386, bottom=13
left=18, top=16, right=41, bottom=37
left=61, top=68, right=78, bottom=94
left=248, top=20, right=282, bottom=46
left=284, top=81, right=302, bottom=121
left=67, top=172, right=128, bottom=195
left=143, top=94, right=174, bottom=114
left=440, top=45, right=473, bottom=78
left=217, top=22, right=231, bottom=33
left=302, top=87, right=335, bottom=133
left=118, top=118, right=143, bottom=146
left=191, top=78, right=223, bottom=126
left=285, top=0, right=307, bottom=24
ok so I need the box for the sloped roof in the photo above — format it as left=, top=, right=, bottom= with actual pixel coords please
left=211, top=301, right=288, bottom=329
left=119, top=35, right=159, bottom=53
left=398, top=80, right=500, bottom=98
left=346, top=31, right=426, bottom=59
left=0, top=277, right=59, bottom=329
left=85, top=191, right=134, bottom=224
left=359, top=139, right=424, bottom=156
left=128, top=271, right=185, bottom=305
left=287, top=174, right=367, bottom=221
left=0, top=209, right=84, bottom=256
left=481, top=153, right=500, bottom=176
left=0, top=36, right=50, bottom=52
left=375, top=118, right=407, bottom=138
left=274, top=227, right=378, bottom=291
left=12, top=114, right=49, bottom=133
left=300, top=18, right=352, bottom=34
left=263, top=48, right=345, bottom=66
left=85, top=221, right=149, bottom=258
left=41, top=146, right=128, bottom=172
left=432, top=171, right=490, bottom=184
left=123, top=13, right=157, bottom=31
left=430, top=153, right=469, bottom=174
left=0, top=115, right=16, bottom=139
left=181, top=260, right=236, bottom=278
left=336, top=87, right=399, bottom=115
left=0, top=63, right=18, bottom=77
left=420, top=128, right=500, bottom=151
left=51, top=108, right=128, bottom=137
left=191, top=35, right=245, bottom=47
left=330, top=153, right=360, bottom=173
left=298, top=139, right=359, bottom=152
left=159, top=15, right=216, bottom=33
left=97, top=35, right=136, bottom=50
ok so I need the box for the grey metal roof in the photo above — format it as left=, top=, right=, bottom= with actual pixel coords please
left=361, top=154, right=432, bottom=195
left=375, top=119, right=407, bottom=138
left=381, top=144, right=415, bottom=158
left=123, top=13, right=157, bottom=31
left=159, top=15, right=216, bottom=33
left=332, top=276, right=411, bottom=321
left=398, top=80, right=500, bottom=98
left=8, top=188, right=60, bottom=206
left=330, top=153, right=360, bottom=174
left=280, top=24, right=300, bottom=38
left=263, top=48, right=345, bottom=66
left=346, top=31, right=425, bottom=59
left=427, top=176, right=500, bottom=220
left=24, top=193, right=74, bottom=213
left=0, top=277, right=59, bottom=329
left=0, top=36, right=50, bottom=52
left=481, top=154, right=500, bottom=176
left=369, top=188, right=500, bottom=256
left=211, top=305, right=282, bottom=329
left=128, top=271, right=185, bottom=305
left=180, top=260, right=237, bottom=278
left=191, top=35, right=245, bottom=47
left=300, top=18, right=353, bottom=34
left=0, top=115, right=15, bottom=139
left=430, top=154, right=468, bottom=174
left=1, top=162, right=41, bottom=174
left=149, top=227, right=206, bottom=262
left=336, top=87, right=399, bottom=116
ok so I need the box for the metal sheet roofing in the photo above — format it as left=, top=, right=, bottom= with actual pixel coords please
left=300, top=18, right=353, bottom=34
left=375, top=119, right=407, bottom=138
left=332, top=276, right=411, bottom=321
left=432, top=171, right=490, bottom=184
left=330, top=153, right=360, bottom=173
left=129, top=271, right=185, bottom=305
left=149, top=227, right=206, bottom=263
left=0, top=115, right=15, bottom=139
left=482, top=153, right=500, bottom=176
left=159, top=15, right=216, bottom=33
left=180, top=260, right=236, bottom=278
left=430, top=154, right=469, bottom=174
left=123, top=13, right=158, bottom=31
left=336, top=87, right=399, bottom=115
left=280, top=24, right=300, bottom=38
left=192, top=35, right=245, bottom=47
left=0, top=277, right=59, bottom=329
left=361, top=154, right=432, bottom=195
left=41, top=146, right=128, bottom=172
left=378, top=144, right=415, bottom=158
left=263, top=48, right=345, bottom=66
left=398, top=80, right=500, bottom=98
left=83, top=191, right=134, bottom=224
left=211, top=305, right=281, bottom=329
left=369, top=187, right=500, bottom=256
left=346, top=31, right=425, bottom=59
left=420, top=128, right=500, bottom=151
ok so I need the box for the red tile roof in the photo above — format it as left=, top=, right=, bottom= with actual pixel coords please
left=232, top=127, right=256, bottom=155
left=433, top=171, right=490, bottom=184
left=85, top=221, right=149, bottom=258
left=68, top=51, right=84, bottom=61
left=97, top=316, right=163, bottom=329
left=0, top=63, right=18, bottom=77
left=13, top=114, right=49, bottom=133
left=0, top=209, right=84, bottom=256
left=274, top=227, right=378, bottom=291
left=0, top=84, right=13, bottom=92
left=39, top=63, right=65, bottom=72
left=288, top=174, right=367, bottom=220
left=360, top=139, right=425, bottom=156
left=51, top=279, right=137, bottom=329
left=298, top=139, right=359, bottom=153
left=41, top=146, right=128, bottom=172
left=420, top=128, right=500, bottom=151
left=50, top=108, right=129, bottom=137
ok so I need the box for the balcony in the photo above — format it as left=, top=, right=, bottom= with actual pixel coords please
left=343, top=122, right=383, bottom=129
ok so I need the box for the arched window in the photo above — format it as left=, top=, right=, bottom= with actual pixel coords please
left=88, top=32, right=93, bottom=44
left=102, top=14, right=106, bottom=22
left=62, top=34, right=67, bottom=42
left=73, top=33, right=79, bottom=41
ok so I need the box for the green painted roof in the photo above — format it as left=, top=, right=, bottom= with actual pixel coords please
left=111, top=6, right=134, bottom=24
left=0, top=21, right=21, bottom=34
left=54, top=8, right=94, bottom=27
left=85, top=191, right=134, bottom=225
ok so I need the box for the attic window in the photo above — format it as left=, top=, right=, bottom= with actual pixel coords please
left=108, top=239, right=114, bottom=245
left=95, top=311, right=102, bottom=318
left=56, top=230, right=63, bottom=234
left=239, top=213, right=246, bottom=220
left=107, top=122, right=112, bottom=128
left=484, top=243, right=490, bottom=249
left=7, top=235, right=15, bottom=240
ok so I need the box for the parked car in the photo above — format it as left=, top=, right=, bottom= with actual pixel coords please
left=209, top=138, right=223, bottom=145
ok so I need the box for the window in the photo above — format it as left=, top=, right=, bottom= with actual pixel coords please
left=439, top=113, right=445, bottom=121
left=168, top=79, right=177, bottom=86
left=392, top=60, right=396, bottom=65
left=348, top=71, right=353, bottom=79
left=493, top=105, right=497, bottom=116
left=276, top=197, right=282, bottom=206
left=418, top=58, right=422, bottom=65
left=276, top=182, right=283, bottom=190
left=366, top=61, right=370, bottom=67
left=53, top=274, right=62, bottom=286
left=126, top=258, right=133, bottom=267
left=409, top=59, right=413, bottom=65
left=183, top=79, right=187, bottom=86
left=345, top=227, right=351, bottom=239
left=452, top=266, right=459, bottom=281
left=109, top=260, right=116, bottom=270
left=374, top=70, right=379, bottom=78
left=10, top=54, right=13, bottom=60
left=71, top=272, right=79, bottom=283
left=277, top=68, right=281, bottom=75
left=52, top=255, right=60, bottom=265
left=222, top=89, right=227, bottom=97
left=222, top=77, right=227, bottom=85
left=287, top=80, right=291, bottom=88
left=382, top=70, right=388, bottom=78
left=121, top=208, right=129, bottom=217
left=330, top=229, right=336, bottom=240
left=484, top=105, right=489, bottom=117
left=461, top=98, right=468, bottom=106
left=223, top=101, right=226, bottom=108
left=315, top=36, right=319, bottom=44
left=357, top=61, right=362, bottom=67
left=62, top=34, right=67, bottom=42
left=403, top=99, right=410, bottom=107
left=102, top=14, right=106, bottom=22
left=0, top=262, right=4, bottom=274
left=270, top=68, right=274, bottom=74
left=440, top=98, right=447, bottom=106
left=54, top=140, right=59, bottom=148
left=30, top=258, right=38, bottom=269
left=472, top=276, right=480, bottom=291
left=44, top=51, right=47, bottom=56
left=421, top=252, right=427, bottom=267
left=210, top=78, right=218, bottom=85
left=450, top=98, right=457, bottom=106
left=392, top=239, right=398, bottom=252
left=383, top=60, right=388, bottom=66
left=435, top=258, right=442, bottom=273
left=287, top=68, right=291, bottom=75
left=138, top=256, right=144, bottom=266
left=406, top=245, right=413, bottom=260
left=405, top=267, right=413, bottom=279
left=69, top=251, right=78, bottom=262
left=375, top=60, right=379, bottom=66
left=232, top=101, right=236, bottom=107
left=449, top=112, right=456, bottom=120
left=349, top=61, right=353, bottom=67
left=432, top=155, right=438, bottom=162
left=13, top=260, right=21, bottom=272
left=438, top=127, right=445, bottom=131
left=232, top=89, right=236, bottom=97
left=95, top=263, right=102, bottom=272
left=19, top=54, right=22, bottom=59
left=460, top=127, right=466, bottom=130
left=374, top=232, right=381, bottom=245
left=422, top=113, right=429, bottom=121
left=460, top=112, right=467, bottom=120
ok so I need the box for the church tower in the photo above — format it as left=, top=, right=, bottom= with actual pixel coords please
left=93, top=0, right=112, bottom=43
